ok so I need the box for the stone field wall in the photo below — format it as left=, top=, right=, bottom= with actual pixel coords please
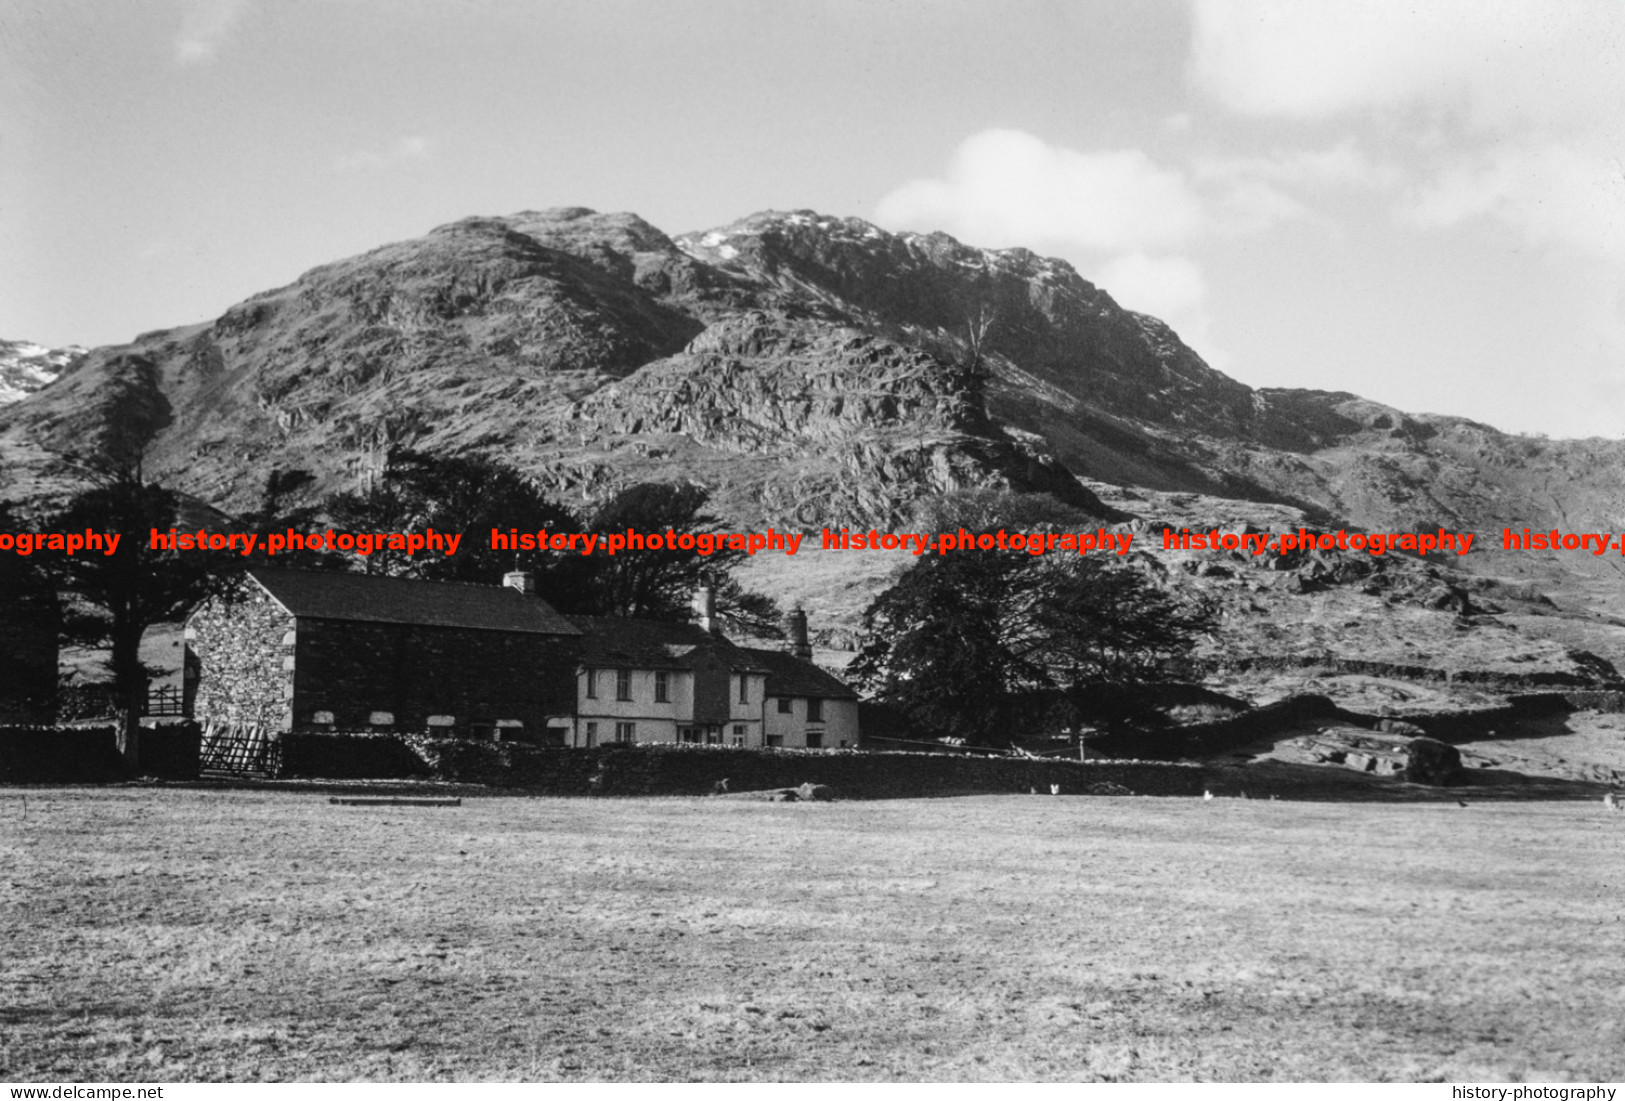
left=278, top=733, right=1205, bottom=797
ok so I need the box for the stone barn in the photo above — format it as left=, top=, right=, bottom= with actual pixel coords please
left=185, top=568, right=580, bottom=741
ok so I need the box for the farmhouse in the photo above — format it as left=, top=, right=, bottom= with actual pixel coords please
left=740, top=645, right=859, bottom=749
left=185, top=568, right=580, bottom=739
left=569, top=593, right=860, bottom=749
left=568, top=613, right=769, bottom=747
left=186, top=569, right=862, bottom=749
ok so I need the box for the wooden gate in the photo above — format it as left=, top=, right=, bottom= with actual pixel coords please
left=199, top=721, right=281, bottom=779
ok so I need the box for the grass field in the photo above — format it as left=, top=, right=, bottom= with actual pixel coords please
left=2, top=787, right=1623, bottom=1082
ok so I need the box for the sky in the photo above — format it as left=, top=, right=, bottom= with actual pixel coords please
left=2, top=0, right=1622, bottom=439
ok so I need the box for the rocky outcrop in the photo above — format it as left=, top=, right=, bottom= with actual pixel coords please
left=1403, top=737, right=1464, bottom=786
left=538, top=313, right=1103, bottom=525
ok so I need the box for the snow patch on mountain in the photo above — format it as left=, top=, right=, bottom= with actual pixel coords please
left=0, top=340, right=84, bottom=404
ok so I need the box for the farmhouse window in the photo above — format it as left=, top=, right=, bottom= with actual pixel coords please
left=615, top=721, right=636, bottom=743
left=765, top=734, right=784, bottom=748
left=585, top=669, right=597, bottom=699
left=616, top=669, right=632, bottom=701
left=585, top=721, right=598, bottom=746
left=654, top=671, right=669, bottom=702
left=680, top=726, right=701, bottom=744
left=806, top=697, right=824, bottom=722
left=805, top=731, right=824, bottom=749
left=777, top=697, right=792, bottom=714
left=738, top=676, right=749, bottom=703
left=732, top=724, right=747, bottom=744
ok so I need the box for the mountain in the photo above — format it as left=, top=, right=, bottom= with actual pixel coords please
left=1, top=206, right=1622, bottom=697
left=0, top=340, right=83, bottom=405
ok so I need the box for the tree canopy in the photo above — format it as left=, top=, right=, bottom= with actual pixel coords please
left=847, top=550, right=1213, bottom=744
left=319, top=452, right=781, bottom=633
left=46, top=468, right=242, bottom=729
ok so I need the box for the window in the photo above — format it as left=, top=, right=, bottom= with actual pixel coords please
left=616, top=669, right=632, bottom=702
left=765, top=734, right=784, bottom=748
left=615, top=721, right=636, bottom=743
left=585, top=669, right=597, bottom=699
left=585, top=721, right=598, bottom=747
left=776, top=697, right=792, bottom=714
left=706, top=728, right=720, bottom=745
left=806, top=697, right=824, bottom=723
left=738, top=675, right=749, bottom=703
left=805, top=731, right=823, bottom=749
left=733, top=724, right=746, bottom=745
left=680, top=727, right=701, bottom=744
left=654, top=671, right=669, bottom=703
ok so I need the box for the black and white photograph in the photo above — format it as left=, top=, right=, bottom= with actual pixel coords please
left=3, top=0, right=1623, bottom=1088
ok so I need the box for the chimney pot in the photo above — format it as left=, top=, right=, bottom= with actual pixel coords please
left=692, top=586, right=718, bottom=634
left=503, top=570, right=535, bottom=596
left=787, top=606, right=812, bottom=660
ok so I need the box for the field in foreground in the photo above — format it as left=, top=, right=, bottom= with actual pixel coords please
left=2, top=789, right=1623, bottom=1082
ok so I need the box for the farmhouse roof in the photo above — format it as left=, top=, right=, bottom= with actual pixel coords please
left=739, top=647, right=859, bottom=700
left=248, top=568, right=580, bottom=636
left=567, top=615, right=770, bottom=672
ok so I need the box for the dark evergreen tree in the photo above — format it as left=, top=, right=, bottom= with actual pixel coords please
left=848, top=551, right=1212, bottom=745
left=47, top=469, right=241, bottom=763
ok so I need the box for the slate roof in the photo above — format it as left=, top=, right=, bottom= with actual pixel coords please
left=567, top=616, right=770, bottom=672
left=739, top=646, right=859, bottom=700
left=249, top=569, right=579, bottom=636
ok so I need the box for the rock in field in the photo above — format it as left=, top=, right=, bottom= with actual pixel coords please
left=1403, top=737, right=1464, bottom=785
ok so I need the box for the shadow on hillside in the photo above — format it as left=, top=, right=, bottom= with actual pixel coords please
left=1203, top=759, right=1611, bottom=803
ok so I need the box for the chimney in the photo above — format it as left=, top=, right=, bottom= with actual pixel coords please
left=786, top=606, right=812, bottom=660
left=503, top=570, right=535, bottom=596
left=692, top=586, right=718, bottom=634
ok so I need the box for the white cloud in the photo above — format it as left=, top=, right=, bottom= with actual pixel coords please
left=175, top=0, right=249, bottom=65
left=1405, top=143, right=1625, bottom=259
left=1190, top=0, right=1625, bottom=405
left=1188, top=0, right=1625, bottom=132
left=1194, top=139, right=1401, bottom=234
left=874, top=131, right=1226, bottom=359
left=874, top=129, right=1204, bottom=254
left=1097, top=253, right=1225, bottom=367
left=874, top=130, right=1417, bottom=368
left=335, top=135, right=434, bottom=174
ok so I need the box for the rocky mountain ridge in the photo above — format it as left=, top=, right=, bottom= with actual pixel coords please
left=1, top=206, right=1621, bottom=653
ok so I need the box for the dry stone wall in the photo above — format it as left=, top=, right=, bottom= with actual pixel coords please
left=280, top=734, right=1205, bottom=797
